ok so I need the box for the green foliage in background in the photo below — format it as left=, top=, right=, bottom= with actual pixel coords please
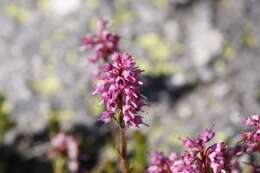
left=113, top=9, right=135, bottom=27
left=136, top=33, right=179, bottom=76
left=256, top=88, right=260, bottom=104
left=4, top=3, right=29, bottom=23
left=242, top=26, right=257, bottom=48
left=92, top=160, right=117, bottom=173
left=48, top=108, right=61, bottom=135
left=53, top=157, right=70, bottom=173
left=0, top=95, right=15, bottom=143
left=91, top=131, right=148, bottom=173
left=222, top=43, right=236, bottom=61
left=85, top=0, right=100, bottom=10
left=138, top=33, right=170, bottom=61
left=0, top=95, right=15, bottom=173
left=32, top=73, right=61, bottom=96
left=149, top=0, right=169, bottom=8
left=130, top=131, right=148, bottom=173
left=48, top=108, right=74, bottom=135
left=89, top=95, right=104, bottom=117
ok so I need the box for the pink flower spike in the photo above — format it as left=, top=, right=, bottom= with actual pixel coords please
left=49, top=132, right=80, bottom=173
left=94, top=52, right=146, bottom=127
left=199, top=128, right=215, bottom=143
left=82, top=19, right=119, bottom=63
left=242, top=114, right=260, bottom=152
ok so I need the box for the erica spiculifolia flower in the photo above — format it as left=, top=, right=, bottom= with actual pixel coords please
left=146, top=152, right=177, bottom=173
left=147, top=128, right=228, bottom=173
left=82, top=19, right=120, bottom=63
left=147, top=115, right=260, bottom=173
left=49, top=132, right=80, bottom=173
left=179, top=128, right=227, bottom=173
left=146, top=152, right=188, bottom=173
left=93, top=52, right=146, bottom=127
left=242, top=114, right=260, bottom=152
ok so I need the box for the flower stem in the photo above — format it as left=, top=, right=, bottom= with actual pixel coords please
left=119, top=127, right=129, bottom=173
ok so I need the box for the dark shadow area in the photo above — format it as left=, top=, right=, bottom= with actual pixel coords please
left=170, top=0, right=198, bottom=8
left=0, top=144, right=52, bottom=173
left=142, top=75, right=198, bottom=104
left=0, top=123, right=111, bottom=173
left=70, top=123, right=111, bottom=171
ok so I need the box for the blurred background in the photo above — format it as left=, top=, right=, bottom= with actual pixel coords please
left=0, top=0, right=260, bottom=172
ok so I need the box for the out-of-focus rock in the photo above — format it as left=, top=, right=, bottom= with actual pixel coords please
left=48, top=0, right=81, bottom=17
left=187, top=1, right=223, bottom=67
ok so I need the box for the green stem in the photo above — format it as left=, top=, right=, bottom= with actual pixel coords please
left=119, top=127, right=129, bottom=173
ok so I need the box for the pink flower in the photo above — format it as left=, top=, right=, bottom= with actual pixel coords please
left=180, top=129, right=226, bottom=173
left=242, top=114, right=260, bottom=152
left=199, top=128, right=215, bottom=143
left=49, top=132, right=80, bottom=173
left=181, top=128, right=215, bottom=149
left=208, top=142, right=226, bottom=173
left=82, top=19, right=119, bottom=63
left=50, top=132, right=67, bottom=155
left=67, top=135, right=79, bottom=160
left=244, top=114, right=260, bottom=127
left=146, top=152, right=176, bottom=173
left=147, top=115, right=260, bottom=173
left=147, top=128, right=227, bottom=173
left=94, top=52, right=146, bottom=127
left=68, top=160, right=79, bottom=173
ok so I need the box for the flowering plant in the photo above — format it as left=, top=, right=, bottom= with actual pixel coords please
left=82, top=19, right=119, bottom=63
left=84, top=19, right=147, bottom=173
left=146, top=114, right=260, bottom=173
left=93, top=52, right=146, bottom=128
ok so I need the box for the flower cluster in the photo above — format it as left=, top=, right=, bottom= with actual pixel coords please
left=146, top=152, right=176, bottom=173
left=181, top=128, right=226, bottom=173
left=146, top=129, right=227, bottom=173
left=49, top=132, right=80, bottom=173
left=222, top=114, right=260, bottom=173
left=242, top=114, right=260, bottom=152
left=147, top=114, right=260, bottom=173
left=93, top=52, right=146, bottom=127
left=82, top=19, right=120, bottom=63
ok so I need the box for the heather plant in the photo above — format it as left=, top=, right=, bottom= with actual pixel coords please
left=146, top=114, right=260, bottom=173
left=93, top=52, right=146, bottom=173
left=93, top=52, right=146, bottom=127
left=242, top=114, right=260, bottom=153
left=85, top=19, right=147, bottom=173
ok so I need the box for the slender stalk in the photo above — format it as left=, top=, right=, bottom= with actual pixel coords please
left=116, top=94, right=129, bottom=173
left=110, top=120, right=117, bottom=146
left=54, top=158, right=66, bottom=173
left=119, top=127, right=129, bottom=173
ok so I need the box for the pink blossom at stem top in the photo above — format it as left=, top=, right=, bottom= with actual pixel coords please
left=179, top=128, right=226, bottom=173
left=242, top=114, right=260, bottom=152
left=146, top=152, right=178, bottom=173
left=147, top=115, right=260, bottom=173
left=93, top=52, right=146, bottom=127
left=49, top=132, right=80, bottom=173
left=82, top=19, right=120, bottom=63
left=147, top=128, right=227, bottom=173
